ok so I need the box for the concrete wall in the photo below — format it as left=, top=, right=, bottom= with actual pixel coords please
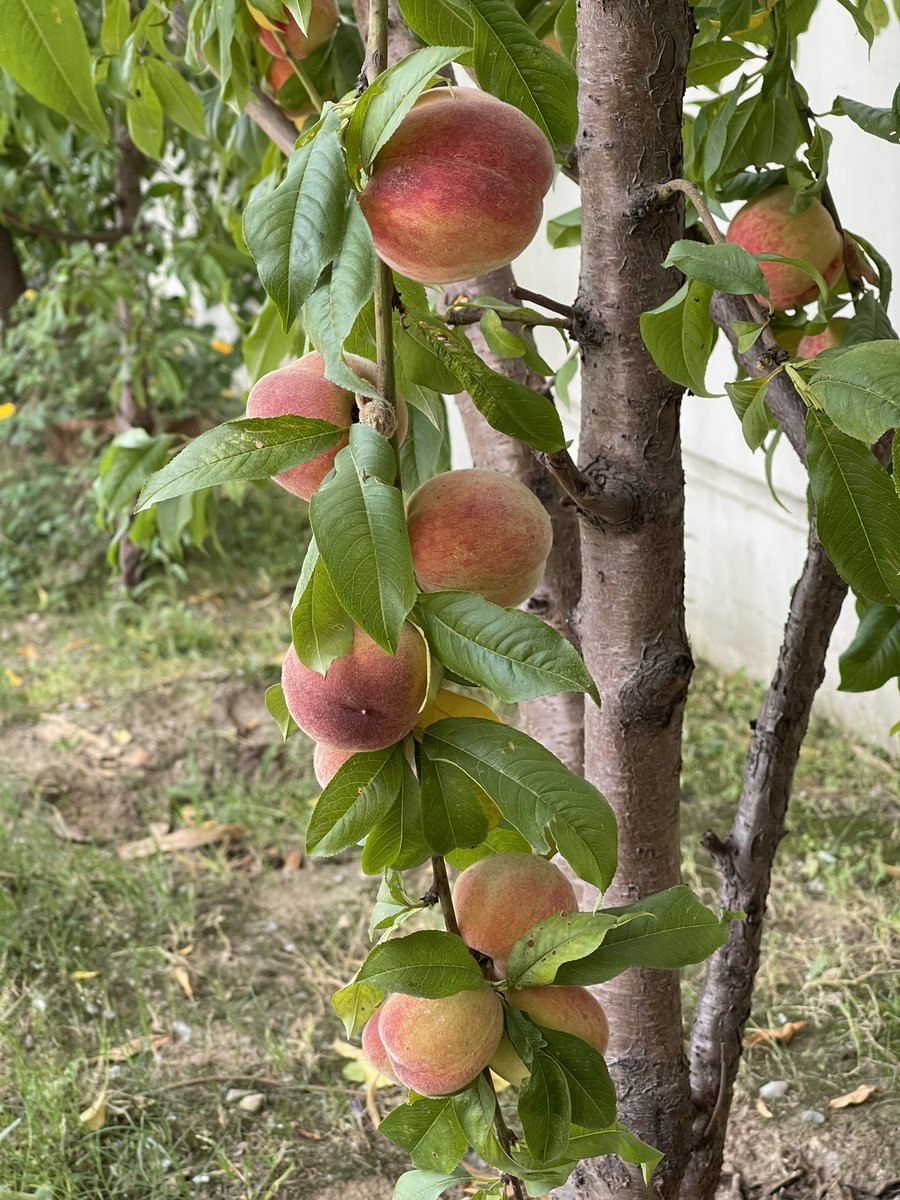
left=452, top=9, right=900, bottom=754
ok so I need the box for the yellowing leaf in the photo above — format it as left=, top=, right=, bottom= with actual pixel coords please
left=0, top=403, right=16, bottom=421
left=111, top=728, right=132, bottom=746
left=16, top=644, right=38, bottom=660
left=174, top=964, right=194, bottom=1000
left=829, top=1084, right=879, bottom=1109
left=79, top=1087, right=107, bottom=1131
left=4, top=668, right=24, bottom=687
left=88, top=1033, right=171, bottom=1064
left=417, top=689, right=503, bottom=729
left=333, top=1039, right=395, bottom=1090
left=70, top=970, right=100, bottom=980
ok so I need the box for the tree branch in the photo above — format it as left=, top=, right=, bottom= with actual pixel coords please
left=509, top=285, right=574, bottom=320
left=683, top=520, right=848, bottom=1198
left=1, top=208, right=125, bottom=245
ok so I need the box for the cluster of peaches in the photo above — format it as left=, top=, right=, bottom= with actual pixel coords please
left=361, top=852, right=609, bottom=1097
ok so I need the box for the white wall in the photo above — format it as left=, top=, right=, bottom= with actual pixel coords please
left=457, top=10, right=900, bottom=754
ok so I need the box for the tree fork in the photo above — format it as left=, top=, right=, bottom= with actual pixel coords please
left=562, top=3, right=695, bottom=1198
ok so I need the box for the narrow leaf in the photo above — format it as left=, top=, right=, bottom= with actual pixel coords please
left=306, top=745, right=404, bottom=855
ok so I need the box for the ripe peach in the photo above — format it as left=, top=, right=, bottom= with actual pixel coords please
left=726, top=186, right=843, bottom=310
left=313, top=742, right=358, bottom=787
left=379, top=988, right=504, bottom=1097
left=361, top=1007, right=398, bottom=1083
left=491, top=987, right=609, bottom=1085
left=406, top=469, right=553, bottom=607
left=246, top=352, right=407, bottom=502
left=282, top=622, right=428, bottom=750
left=453, top=852, right=577, bottom=975
left=796, top=316, right=849, bottom=359
left=250, top=0, right=338, bottom=60
left=359, top=88, right=555, bottom=284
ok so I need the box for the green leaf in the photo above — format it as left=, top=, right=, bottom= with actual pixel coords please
left=361, top=761, right=430, bottom=872
left=833, top=93, right=900, bottom=144
left=391, top=1170, right=471, bottom=1200
left=344, top=47, right=466, bottom=173
left=242, top=298, right=301, bottom=381
left=462, top=0, right=578, bottom=145
left=640, top=280, right=717, bottom=397
left=546, top=207, right=581, bottom=249
left=96, top=430, right=177, bottom=517
left=843, top=293, right=897, bottom=346
left=422, top=719, right=617, bottom=891
left=505, top=912, right=619, bottom=989
left=540, top=1027, right=615, bottom=1131
left=756, top=251, right=829, bottom=306
left=554, top=885, right=733, bottom=986
left=0, top=0, right=108, bottom=140
left=559, top=1125, right=663, bottom=1187
left=144, top=59, right=207, bottom=139
left=838, top=602, right=900, bottom=692
left=291, top=545, right=353, bottom=675
left=380, top=1098, right=468, bottom=1173
left=846, top=231, right=892, bottom=308
left=419, top=752, right=490, bottom=855
left=136, top=416, right=344, bottom=509
left=721, top=94, right=804, bottom=177
left=356, top=930, right=487, bottom=997
left=687, top=39, right=755, bottom=88
left=479, top=310, right=527, bottom=358
left=309, top=425, right=417, bottom=652
left=126, top=72, right=164, bottom=159
left=445, top=826, right=534, bottom=870
left=243, top=106, right=350, bottom=330
left=101, top=0, right=131, bottom=54
left=402, top=314, right=566, bottom=452
left=835, top=0, right=875, bottom=44
left=264, top=683, right=298, bottom=742
left=397, top=0, right=474, bottom=55
left=399, top=401, right=451, bottom=495
left=332, top=980, right=383, bottom=1037
left=807, top=409, right=900, bottom=605
left=415, top=592, right=600, bottom=706
left=662, top=240, right=768, bottom=297
left=307, top=745, right=404, bottom=856
left=725, top=378, right=773, bottom=452
left=807, top=341, right=900, bottom=443
left=303, top=198, right=379, bottom=399
left=519, top=1052, right=571, bottom=1162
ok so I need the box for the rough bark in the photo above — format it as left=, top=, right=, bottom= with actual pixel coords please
left=564, top=3, right=694, bottom=1197
left=448, top=264, right=584, bottom=775
left=683, top=526, right=847, bottom=1198
left=0, top=223, right=26, bottom=324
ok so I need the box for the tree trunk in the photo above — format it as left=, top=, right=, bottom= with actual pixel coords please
left=565, top=3, right=694, bottom=1197
left=0, top=223, right=26, bottom=324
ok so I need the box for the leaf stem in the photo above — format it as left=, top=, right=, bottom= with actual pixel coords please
left=269, top=31, right=326, bottom=113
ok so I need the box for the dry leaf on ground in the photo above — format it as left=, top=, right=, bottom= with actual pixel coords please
left=744, top=1020, right=807, bottom=1048
left=174, top=964, right=194, bottom=1000
left=755, top=1098, right=774, bottom=1119
left=117, top=822, right=244, bottom=860
left=87, top=1033, right=170, bottom=1064
left=829, top=1084, right=880, bottom=1109
left=79, top=1087, right=107, bottom=1131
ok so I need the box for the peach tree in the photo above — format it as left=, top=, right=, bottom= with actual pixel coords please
left=2, top=2, right=898, bottom=1199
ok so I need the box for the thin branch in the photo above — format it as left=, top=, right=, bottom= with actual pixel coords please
left=1, top=207, right=125, bottom=245
left=444, top=304, right=570, bottom=331
left=269, top=28, right=325, bottom=112
left=509, top=285, right=574, bottom=320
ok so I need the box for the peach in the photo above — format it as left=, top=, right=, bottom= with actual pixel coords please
left=250, top=0, right=339, bottom=60
left=313, top=742, right=358, bottom=787
left=797, top=316, right=849, bottom=359
left=282, top=622, right=428, bottom=750
left=406, top=469, right=553, bottom=607
left=491, top=987, right=610, bottom=1085
left=246, top=352, right=406, bottom=502
left=726, top=186, right=844, bottom=310
left=379, top=988, right=504, bottom=1097
left=359, top=88, right=555, bottom=284
left=361, top=1007, right=398, bottom=1083
left=453, top=852, right=577, bottom=975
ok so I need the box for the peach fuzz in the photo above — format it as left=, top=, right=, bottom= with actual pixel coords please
left=406, top=468, right=553, bottom=608
left=361, top=1007, right=398, bottom=1083
left=246, top=352, right=406, bottom=502
left=378, top=989, right=504, bottom=1097
left=282, top=622, right=428, bottom=751
left=797, top=316, right=849, bottom=359
left=359, top=89, right=555, bottom=284
left=491, top=987, right=610, bottom=1085
left=726, top=186, right=843, bottom=310
left=453, top=852, right=577, bottom=975
left=313, top=742, right=358, bottom=787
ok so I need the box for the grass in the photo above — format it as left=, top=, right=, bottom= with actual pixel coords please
left=0, top=524, right=897, bottom=1197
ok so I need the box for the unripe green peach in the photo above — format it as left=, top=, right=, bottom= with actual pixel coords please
left=453, top=852, right=577, bottom=975
left=361, top=1006, right=398, bottom=1083
left=359, top=88, right=555, bottom=284
left=796, top=316, right=849, bottom=359
left=282, top=622, right=428, bottom=750
left=246, top=352, right=407, bottom=502
left=313, top=742, right=358, bottom=787
left=379, top=989, right=504, bottom=1097
left=491, top=987, right=610, bottom=1085
left=406, top=469, right=553, bottom=607
left=726, top=186, right=843, bottom=310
